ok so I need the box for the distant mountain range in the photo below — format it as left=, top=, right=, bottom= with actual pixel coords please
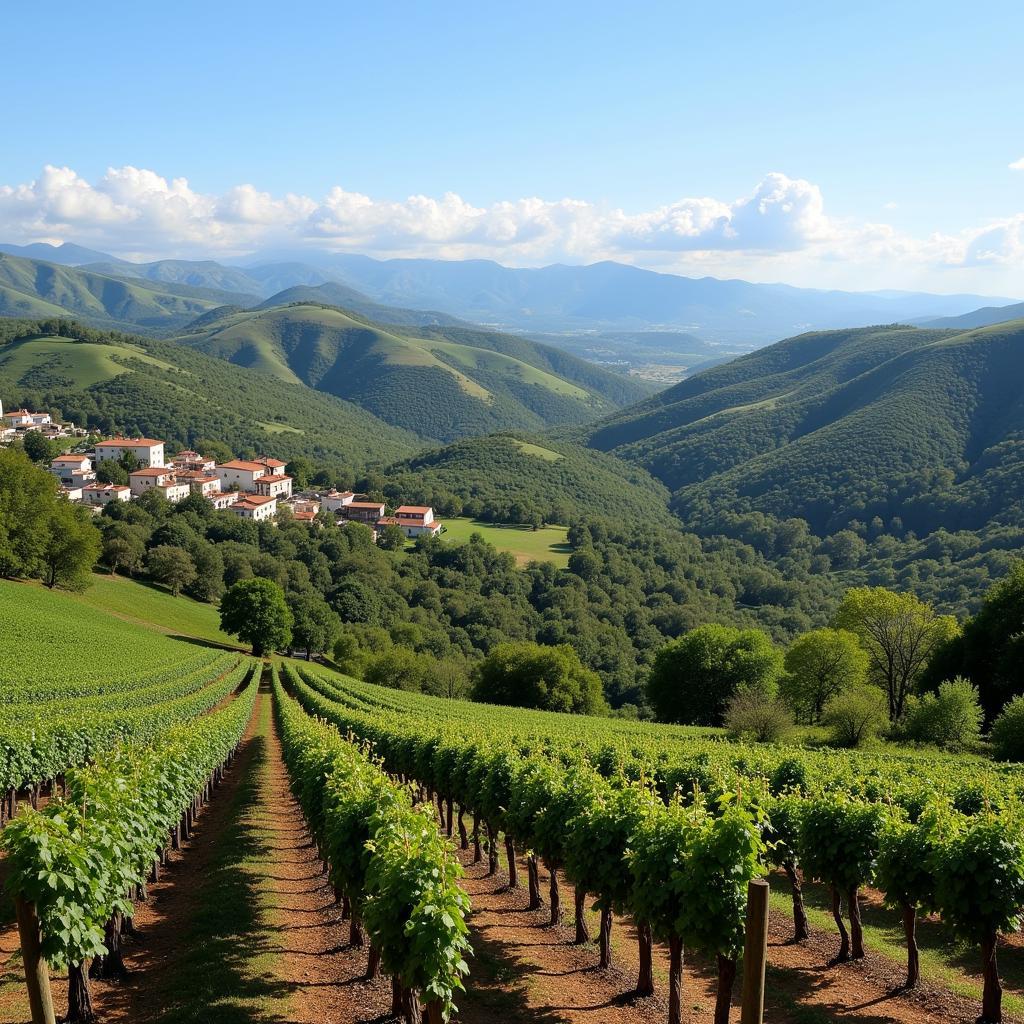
left=917, top=302, right=1024, bottom=330
left=0, top=241, right=1015, bottom=351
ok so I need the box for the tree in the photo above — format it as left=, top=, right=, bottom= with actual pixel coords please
left=186, top=542, right=225, bottom=603
left=472, top=641, right=607, bottom=715
left=834, top=587, right=960, bottom=721
left=376, top=524, right=406, bottom=551
left=989, top=696, right=1024, bottom=761
left=145, top=544, right=196, bottom=597
left=42, top=500, right=100, bottom=591
left=220, top=577, right=293, bottom=656
left=724, top=691, right=793, bottom=742
left=646, top=624, right=783, bottom=726
left=0, top=449, right=57, bottom=578
left=286, top=457, right=315, bottom=490
left=904, top=678, right=983, bottom=751
left=101, top=533, right=145, bottom=577
left=781, top=628, right=868, bottom=723
left=195, top=438, right=233, bottom=464
left=823, top=684, right=889, bottom=747
left=95, top=461, right=128, bottom=485
left=923, top=562, right=1024, bottom=722
left=288, top=591, right=341, bottom=660
left=22, top=431, right=56, bottom=463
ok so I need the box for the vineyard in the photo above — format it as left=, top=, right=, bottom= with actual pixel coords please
left=3, top=581, right=1024, bottom=1024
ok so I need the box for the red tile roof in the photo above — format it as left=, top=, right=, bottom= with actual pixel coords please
left=256, top=457, right=287, bottom=468
left=346, top=501, right=386, bottom=510
left=130, top=467, right=170, bottom=478
left=376, top=516, right=401, bottom=526
left=97, top=438, right=163, bottom=447
left=217, top=460, right=267, bottom=472
left=396, top=505, right=433, bottom=515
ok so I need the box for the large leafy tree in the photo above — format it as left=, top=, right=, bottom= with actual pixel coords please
left=145, top=544, right=196, bottom=598
left=923, top=562, right=1024, bottom=721
left=288, top=590, right=341, bottom=660
left=472, top=641, right=607, bottom=715
left=646, top=623, right=783, bottom=726
left=0, top=449, right=57, bottom=579
left=42, top=500, right=101, bottom=591
left=220, top=577, right=293, bottom=656
left=834, top=587, right=959, bottom=721
left=780, top=628, right=868, bottom=723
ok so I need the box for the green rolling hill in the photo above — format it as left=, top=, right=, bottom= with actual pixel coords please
left=581, top=320, right=1024, bottom=539
left=0, top=253, right=252, bottom=332
left=174, top=302, right=650, bottom=442
left=0, top=320, right=417, bottom=468
left=381, top=432, right=674, bottom=526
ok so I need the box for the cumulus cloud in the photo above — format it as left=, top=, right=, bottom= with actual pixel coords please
left=0, top=164, right=1023, bottom=292
left=1009, top=157, right=1024, bottom=170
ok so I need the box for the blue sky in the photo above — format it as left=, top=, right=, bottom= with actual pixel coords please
left=3, top=0, right=1023, bottom=293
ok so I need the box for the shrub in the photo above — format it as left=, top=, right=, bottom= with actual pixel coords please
left=905, top=677, right=983, bottom=751
left=823, top=685, right=889, bottom=747
left=724, top=691, right=794, bottom=743
left=990, top=696, right=1024, bottom=762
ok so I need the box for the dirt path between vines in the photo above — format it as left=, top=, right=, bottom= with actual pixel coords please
left=451, top=836, right=1021, bottom=1024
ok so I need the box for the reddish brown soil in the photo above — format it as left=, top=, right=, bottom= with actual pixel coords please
left=2, top=695, right=1020, bottom=1024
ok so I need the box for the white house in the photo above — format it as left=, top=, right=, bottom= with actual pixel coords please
left=322, top=490, right=355, bottom=512
left=82, top=483, right=131, bottom=506
left=254, top=474, right=292, bottom=499
left=49, top=454, right=93, bottom=483
left=254, top=456, right=287, bottom=476
left=129, top=466, right=175, bottom=497
left=229, top=494, right=278, bottom=521
left=60, top=485, right=84, bottom=503
left=175, top=470, right=222, bottom=497
left=215, top=459, right=270, bottom=492
left=169, top=450, right=216, bottom=473
left=209, top=491, right=239, bottom=511
left=95, top=438, right=165, bottom=468
left=393, top=505, right=443, bottom=538
left=4, top=409, right=51, bottom=429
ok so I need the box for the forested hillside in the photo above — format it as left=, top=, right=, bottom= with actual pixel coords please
left=575, top=320, right=1024, bottom=611
left=0, top=319, right=417, bottom=468
left=174, top=302, right=649, bottom=441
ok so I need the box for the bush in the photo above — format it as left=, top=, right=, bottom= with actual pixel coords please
left=823, top=685, right=888, bottom=747
left=724, top=691, right=794, bottom=743
left=990, top=696, right=1024, bottom=761
left=904, top=677, right=983, bottom=750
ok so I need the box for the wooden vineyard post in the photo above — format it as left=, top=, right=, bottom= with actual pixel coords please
left=14, top=897, right=56, bottom=1024
left=740, top=879, right=770, bottom=1024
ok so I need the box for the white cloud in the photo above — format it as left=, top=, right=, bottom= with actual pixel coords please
left=0, top=164, right=1023, bottom=293
left=1009, top=157, right=1024, bottom=170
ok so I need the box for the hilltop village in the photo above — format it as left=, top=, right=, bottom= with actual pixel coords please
left=0, top=400, right=442, bottom=540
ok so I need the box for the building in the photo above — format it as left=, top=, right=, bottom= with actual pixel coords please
left=393, top=505, right=443, bottom=538
left=129, top=466, right=175, bottom=497
left=170, top=450, right=216, bottom=473
left=4, top=409, right=52, bottom=430
left=174, top=470, right=222, bottom=497
left=82, top=483, right=131, bottom=506
left=209, top=491, right=239, bottom=511
left=95, top=438, right=165, bottom=468
left=340, top=500, right=386, bottom=524
left=60, top=485, right=84, bottom=503
left=215, top=459, right=271, bottom=492
left=229, top=494, right=278, bottom=521
left=322, top=490, right=355, bottom=512
left=254, top=474, right=292, bottom=499
left=254, top=456, right=287, bottom=476
left=49, top=454, right=93, bottom=484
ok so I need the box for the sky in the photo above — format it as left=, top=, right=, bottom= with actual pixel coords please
left=3, top=0, right=1024, bottom=295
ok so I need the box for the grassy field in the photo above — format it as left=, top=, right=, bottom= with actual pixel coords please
left=0, top=335, right=177, bottom=387
left=440, top=518, right=572, bottom=567
left=69, top=572, right=236, bottom=645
